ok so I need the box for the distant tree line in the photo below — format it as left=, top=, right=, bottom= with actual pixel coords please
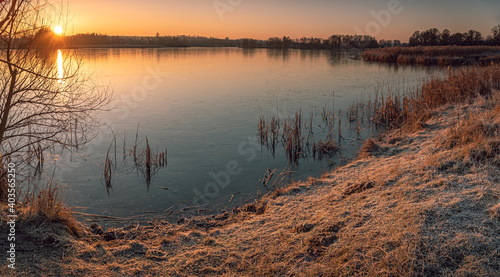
left=66, top=33, right=244, bottom=48
left=409, top=25, right=500, bottom=46
left=60, top=24, right=500, bottom=50
left=265, top=35, right=379, bottom=49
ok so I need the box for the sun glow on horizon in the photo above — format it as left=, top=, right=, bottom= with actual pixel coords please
left=54, top=26, right=63, bottom=35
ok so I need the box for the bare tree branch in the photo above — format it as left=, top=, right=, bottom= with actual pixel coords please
left=0, top=0, right=110, bottom=172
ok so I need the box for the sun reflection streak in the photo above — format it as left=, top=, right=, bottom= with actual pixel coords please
left=57, top=49, right=64, bottom=84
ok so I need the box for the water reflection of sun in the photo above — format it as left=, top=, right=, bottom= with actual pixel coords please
left=57, top=49, right=64, bottom=84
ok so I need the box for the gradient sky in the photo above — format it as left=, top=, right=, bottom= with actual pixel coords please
left=60, top=0, right=500, bottom=42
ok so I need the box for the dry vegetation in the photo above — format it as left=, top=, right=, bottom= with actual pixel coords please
left=258, top=110, right=341, bottom=164
left=2, top=65, right=500, bottom=276
left=362, top=46, right=500, bottom=66
left=362, top=64, right=500, bottom=130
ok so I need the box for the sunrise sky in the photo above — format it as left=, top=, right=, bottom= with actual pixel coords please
left=63, top=0, right=500, bottom=42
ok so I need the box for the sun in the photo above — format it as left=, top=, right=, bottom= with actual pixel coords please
left=53, top=26, right=63, bottom=35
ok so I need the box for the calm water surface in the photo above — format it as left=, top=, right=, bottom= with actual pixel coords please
left=53, top=48, right=439, bottom=219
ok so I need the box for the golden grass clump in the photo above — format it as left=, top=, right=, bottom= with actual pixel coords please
left=437, top=97, right=500, bottom=165
left=358, top=138, right=380, bottom=158
left=20, top=181, right=81, bottom=236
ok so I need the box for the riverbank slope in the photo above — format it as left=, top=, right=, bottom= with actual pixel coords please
left=2, top=89, right=500, bottom=276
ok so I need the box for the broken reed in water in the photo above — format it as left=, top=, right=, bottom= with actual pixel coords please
left=258, top=167, right=293, bottom=191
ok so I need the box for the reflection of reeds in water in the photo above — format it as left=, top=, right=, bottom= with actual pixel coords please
left=104, top=139, right=114, bottom=194
left=104, top=151, right=112, bottom=194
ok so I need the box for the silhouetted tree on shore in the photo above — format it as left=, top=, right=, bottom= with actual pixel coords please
left=488, top=25, right=500, bottom=45
left=0, top=0, right=109, bottom=174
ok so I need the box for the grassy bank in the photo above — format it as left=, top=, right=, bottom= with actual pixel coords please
left=362, top=46, right=500, bottom=66
left=1, top=65, right=500, bottom=276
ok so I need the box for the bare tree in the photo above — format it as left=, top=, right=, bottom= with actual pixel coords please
left=0, top=0, right=109, bottom=168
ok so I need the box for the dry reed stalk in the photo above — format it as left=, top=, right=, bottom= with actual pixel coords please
left=133, top=124, right=139, bottom=163
left=258, top=106, right=349, bottom=163
left=145, top=137, right=152, bottom=185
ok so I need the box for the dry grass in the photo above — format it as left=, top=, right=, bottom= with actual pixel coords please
left=358, top=138, right=380, bottom=158
left=489, top=203, right=500, bottom=219
left=0, top=158, right=80, bottom=234
left=362, top=45, right=500, bottom=65
left=367, top=64, right=500, bottom=130
left=19, top=180, right=82, bottom=237
left=430, top=101, right=500, bottom=190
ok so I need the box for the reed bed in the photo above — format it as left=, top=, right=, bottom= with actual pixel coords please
left=128, top=135, right=168, bottom=186
left=259, top=109, right=341, bottom=164
left=362, top=46, right=500, bottom=66
left=102, top=130, right=168, bottom=190
left=362, top=64, right=500, bottom=130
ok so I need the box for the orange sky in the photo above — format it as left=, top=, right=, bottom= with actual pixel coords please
left=62, top=0, right=500, bottom=42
